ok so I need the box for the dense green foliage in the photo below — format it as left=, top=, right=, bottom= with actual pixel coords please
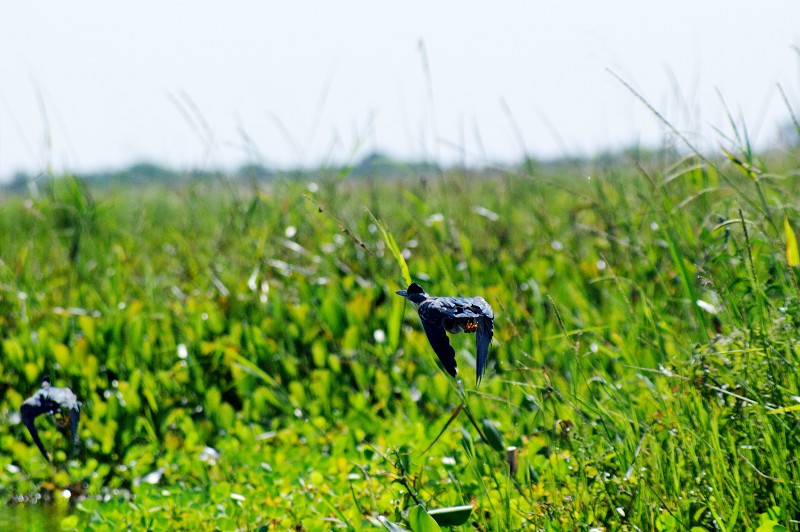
left=1, top=144, right=800, bottom=530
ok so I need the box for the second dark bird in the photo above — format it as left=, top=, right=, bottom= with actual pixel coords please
left=20, top=375, right=81, bottom=463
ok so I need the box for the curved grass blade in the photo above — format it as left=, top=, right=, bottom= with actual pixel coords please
left=367, top=209, right=411, bottom=287
left=378, top=516, right=409, bottom=532
left=785, top=217, right=799, bottom=267
left=420, top=403, right=463, bottom=457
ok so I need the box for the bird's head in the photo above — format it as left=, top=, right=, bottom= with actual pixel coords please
left=395, top=283, right=428, bottom=305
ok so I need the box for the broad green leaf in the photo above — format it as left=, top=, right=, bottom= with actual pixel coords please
left=60, top=515, right=79, bottom=531
left=218, top=402, right=235, bottom=429
left=756, top=521, right=786, bottom=532
left=210, top=481, right=232, bottom=500
left=655, top=513, right=678, bottom=531
left=3, top=339, right=25, bottom=369
left=78, top=314, right=96, bottom=345
left=52, top=343, right=71, bottom=368
left=23, top=362, right=40, bottom=385
left=428, top=505, right=473, bottom=527
left=408, top=505, right=442, bottom=532
left=767, top=506, right=785, bottom=521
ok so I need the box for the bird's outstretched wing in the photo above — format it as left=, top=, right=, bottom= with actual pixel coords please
left=435, top=296, right=489, bottom=319
left=476, top=316, right=493, bottom=384
left=418, top=307, right=458, bottom=377
left=68, top=407, right=81, bottom=450
left=419, top=296, right=494, bottom=383
left=435, top=296, right=494, bottom=384
left=21, top=399, right=55, bottom=462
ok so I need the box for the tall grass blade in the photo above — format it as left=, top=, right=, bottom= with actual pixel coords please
left=368, top=209, right=411, bottom=286
left=784, top=217, right=799, bottom=267
left=420, top=404, right=464, bottom=457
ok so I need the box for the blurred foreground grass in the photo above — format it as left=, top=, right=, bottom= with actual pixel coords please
left=1, top=145, right=800, bottom=530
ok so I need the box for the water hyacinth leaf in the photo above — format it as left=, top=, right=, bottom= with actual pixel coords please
left=118, top=380, right=142, bottom=412
left=327, top=353, right=341, bottom=373
left=218, top=402, right=235, bottom=429
left=374, top=369, right=391, bottom=401
left=427, top=505, right=473, bottom=527
left=784, top=217, right=799, bottom=266
left=78, top=314, right=96, bottom=346
left=52, top=343, right=71, bottom=368
left=765, top=506, right=785, bottom=521
left=289, top=381, right=306, bottom=406
left=342, top=325, right=360, bottom=351
left=407, top=505, right=442, bottom=532
left=756, top=514, right=787, bottom=532
left=23, top=362, right=40, bottom=385
left=60, top=514, right=80, bottom=531
left=311, top=341, right=327, bottom=367
left=346, top=292, right=373, bottom=324
left=210, top=480, right=232, bottom=501
left=141, top=373, right=159, bottom=413
left=3, top=338, right=25, bottom=368
left=655, top=513, right=679, bottom=531
left=206, top=387, right=222, bottom=414
left=321, top=294, right=347, bottom=338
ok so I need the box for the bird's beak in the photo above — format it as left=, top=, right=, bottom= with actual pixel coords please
left=395, top=290, right=407, bottom=297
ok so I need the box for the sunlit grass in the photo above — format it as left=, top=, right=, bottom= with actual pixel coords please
left=0, top=138, right=799, bottom=530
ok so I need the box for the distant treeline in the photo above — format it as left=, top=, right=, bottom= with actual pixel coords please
left=3, top=152, right=445, bottom=193
left=1, top=145, right=707, bottom=193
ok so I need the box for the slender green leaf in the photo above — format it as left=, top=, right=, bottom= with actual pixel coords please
left=784, top=217, right=799, bottom=266
left=766, top=404, right=800, bottom=415
left=368, top=209, right=411, bottom=286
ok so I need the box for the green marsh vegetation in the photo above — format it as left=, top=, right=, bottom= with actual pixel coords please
left=1, top=114, right=800, bottom=530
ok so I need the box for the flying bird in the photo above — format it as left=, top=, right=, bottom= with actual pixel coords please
left=20, top=375, right=81, bottom=463
left=396, top=282, right=494, bottom=384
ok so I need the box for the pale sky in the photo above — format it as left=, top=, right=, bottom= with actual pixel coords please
left=0, top=1, right=798, bottom=180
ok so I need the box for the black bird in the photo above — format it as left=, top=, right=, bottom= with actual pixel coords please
left=20, top=375, right=81, bottom=462
left=396, top=283, right=494, bottom=384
